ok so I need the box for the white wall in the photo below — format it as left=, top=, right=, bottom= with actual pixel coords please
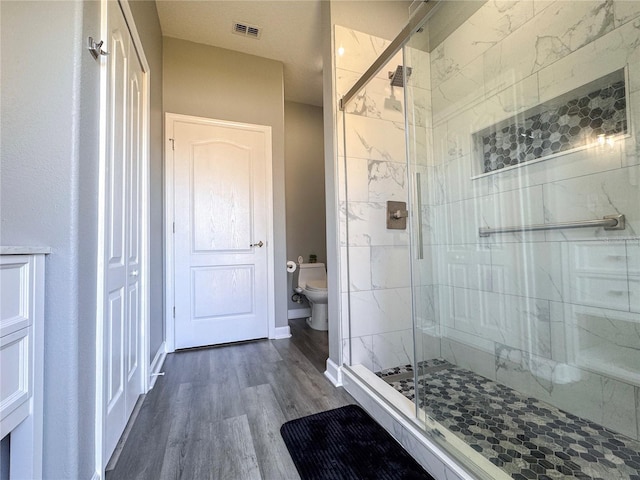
left=163, top=37, right=288, bottom=328
left=1, top=1, right=100, bottom=477
left=322, top=0, right=342, bottom=367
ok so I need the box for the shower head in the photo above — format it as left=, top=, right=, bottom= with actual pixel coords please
left=388, top=66, right=412, bottom=87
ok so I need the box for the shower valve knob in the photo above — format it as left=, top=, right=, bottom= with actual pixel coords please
left=391, top=210, right=409, bottom=219
left=387, top=201, right=408, bottom=230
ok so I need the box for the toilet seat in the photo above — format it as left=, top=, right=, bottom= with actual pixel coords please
left=304, top=279, right=326, bottom=291
left=297, top=263, right=328, bottom=331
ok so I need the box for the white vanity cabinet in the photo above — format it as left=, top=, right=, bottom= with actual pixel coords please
left=0, top=248, right=48, bottom=479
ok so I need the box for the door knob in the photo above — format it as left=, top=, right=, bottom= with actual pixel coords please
left=250, top=241, right=264, bottom=248
left=130, top=270, right=139, bottom=276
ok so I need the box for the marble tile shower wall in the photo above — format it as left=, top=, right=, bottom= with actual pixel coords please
left=424, top=0, right=640, bottom=441
left=335, top=25, right=431, bottom=373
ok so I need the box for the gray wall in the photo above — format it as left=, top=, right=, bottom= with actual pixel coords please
left=331, top=1, right=413, bottom=40
left=0, top=432, right=9, bottom=479
left=1, top=0, right=100, bottom=477
left=163, top=37, right=288, bottom=328
left=128, top=0, right=165, bottom=363
left=284, top=101, right=326, bottom=311
left=1, top=1, right=164, bottom=477
left=284, top=101, right=326, bottom=264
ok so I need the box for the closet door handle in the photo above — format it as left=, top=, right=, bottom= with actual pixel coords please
left=250, top=241, right=264, bottom=248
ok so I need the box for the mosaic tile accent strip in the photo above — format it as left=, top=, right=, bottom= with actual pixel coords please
left=381, top=359, right=640, bottom=480
left=376, top=364, right=413, bottom=378
left=387, top=377, right=416, bottom=400
left=479, top=73, right=628, bottom=173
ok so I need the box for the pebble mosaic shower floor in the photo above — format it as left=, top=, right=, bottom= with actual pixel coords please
left=376, top=359, right=640, bottom=480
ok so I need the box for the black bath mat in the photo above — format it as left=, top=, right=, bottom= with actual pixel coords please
left=280, top=405, right=435, bottom=480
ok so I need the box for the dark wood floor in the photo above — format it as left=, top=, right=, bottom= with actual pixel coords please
left=287, top=317, right=330, bottom=374
left=106, top=321, right=353, bottom=480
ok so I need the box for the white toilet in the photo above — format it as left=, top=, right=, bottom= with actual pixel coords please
left=297, top=263, right=328, bottom=331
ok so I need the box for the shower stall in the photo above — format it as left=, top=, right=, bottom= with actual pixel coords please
left=336, top=1, right=640, bottom=478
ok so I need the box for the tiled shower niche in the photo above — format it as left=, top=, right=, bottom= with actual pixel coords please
left=475, top=69, right=628, bottom=175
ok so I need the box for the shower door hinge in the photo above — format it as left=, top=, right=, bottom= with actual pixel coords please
left=169, top=138, right=175, bottom=150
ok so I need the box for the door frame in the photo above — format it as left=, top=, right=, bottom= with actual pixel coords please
left=164, top=113, right=276, bottom=352
left=94, top=0, right=150, bottom=477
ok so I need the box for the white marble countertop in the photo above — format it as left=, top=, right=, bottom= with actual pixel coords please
left=0, top=246, right=52, bottom=255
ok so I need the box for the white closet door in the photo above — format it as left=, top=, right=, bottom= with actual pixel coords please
left=103, top=0, right=144, bottom=462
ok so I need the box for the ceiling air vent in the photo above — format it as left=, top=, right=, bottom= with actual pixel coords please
left=232, top=21, right=261, bottom=39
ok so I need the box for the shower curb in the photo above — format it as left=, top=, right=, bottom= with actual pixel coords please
left=342, top=366, right=498, bottom=480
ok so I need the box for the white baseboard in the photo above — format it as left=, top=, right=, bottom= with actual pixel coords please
left=324, top=358, right=343, bottom=386
left=148, top=342, right=167, bottom=389
left=272, top=325, right=291, bottom=339
left=287, top=307, right=310, bottom=319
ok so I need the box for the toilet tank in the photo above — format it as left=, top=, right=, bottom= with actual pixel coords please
left=298, top=263, right=326, bottom=287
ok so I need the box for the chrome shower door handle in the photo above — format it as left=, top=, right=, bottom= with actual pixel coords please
left=250, top=240, right=264, bottom=248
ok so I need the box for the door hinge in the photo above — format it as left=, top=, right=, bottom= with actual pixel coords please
left=173, top=306, right=175, bottom=318
left=169, top=138, right=175, bottom=151
left=173, top=222, right=175, bottom=233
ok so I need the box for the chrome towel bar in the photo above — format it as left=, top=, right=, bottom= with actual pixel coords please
left=479, top=214, right=626, bottom=237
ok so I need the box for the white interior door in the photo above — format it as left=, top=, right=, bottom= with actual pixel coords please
left=170, top=116, right=272, bottom=349
left=103, top=0, right=144, bottom=462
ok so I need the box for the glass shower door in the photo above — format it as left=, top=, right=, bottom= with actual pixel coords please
left=406, top=1, right=640, bottom=478
left=335, top=24, right=416, bottom=383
